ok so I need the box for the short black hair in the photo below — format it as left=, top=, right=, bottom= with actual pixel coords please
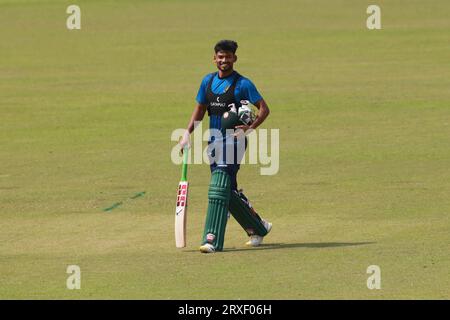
left=214, top=40, right=238, bottom=54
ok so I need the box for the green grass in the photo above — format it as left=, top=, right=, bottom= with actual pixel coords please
left=0, top=0, right=449, bottom=299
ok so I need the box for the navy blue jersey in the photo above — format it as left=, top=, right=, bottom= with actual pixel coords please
left=196, top=72, right=263, bottom=109
left=196, top=72, right=263, bottom=133
left=197, top=72, right=261, bottom=189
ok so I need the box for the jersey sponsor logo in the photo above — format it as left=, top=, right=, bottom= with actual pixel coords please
left=210, top=101, right=226, bottom=107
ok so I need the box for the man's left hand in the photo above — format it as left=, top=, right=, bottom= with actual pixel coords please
left=233, top=125, right=253, bottom=137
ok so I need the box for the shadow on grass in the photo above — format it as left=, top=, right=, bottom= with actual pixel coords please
left=223, top=242, right=376, bottom=252
left=224, top=242, right=376, bottom=252
left=185, top=242, right=375, bottom=253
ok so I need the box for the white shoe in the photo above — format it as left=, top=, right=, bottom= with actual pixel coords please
left=199, top=243, right=215, bottom=253
left=245, top=220, right=272, bottom=247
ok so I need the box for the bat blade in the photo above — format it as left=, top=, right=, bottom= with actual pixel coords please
left=175, top=181, right=189, bottom=248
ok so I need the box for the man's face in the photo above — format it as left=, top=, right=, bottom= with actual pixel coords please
left=214, top=50, right=237, bottom=72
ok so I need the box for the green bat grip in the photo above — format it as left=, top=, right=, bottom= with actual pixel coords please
left=181, top=146, right=188, bottom=182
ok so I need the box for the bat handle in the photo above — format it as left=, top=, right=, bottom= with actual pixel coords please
left=181, top=146, right=188, bottom=181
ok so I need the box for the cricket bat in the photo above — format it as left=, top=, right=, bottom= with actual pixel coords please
left=175, top=146, right=189, bottom=248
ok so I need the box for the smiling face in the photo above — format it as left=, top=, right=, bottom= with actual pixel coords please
left=214, top=50, right=237, bottom=73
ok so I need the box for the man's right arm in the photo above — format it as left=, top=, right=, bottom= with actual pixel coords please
left=186, top=104, right=207, bottom=134
left=180, top=104, right=207, bottom=149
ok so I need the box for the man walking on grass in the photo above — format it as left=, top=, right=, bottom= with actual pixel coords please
left=180, top=40, right=272, bottom=253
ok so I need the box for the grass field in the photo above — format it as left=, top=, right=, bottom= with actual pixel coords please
left=1, top=0, right=449, bottom=299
